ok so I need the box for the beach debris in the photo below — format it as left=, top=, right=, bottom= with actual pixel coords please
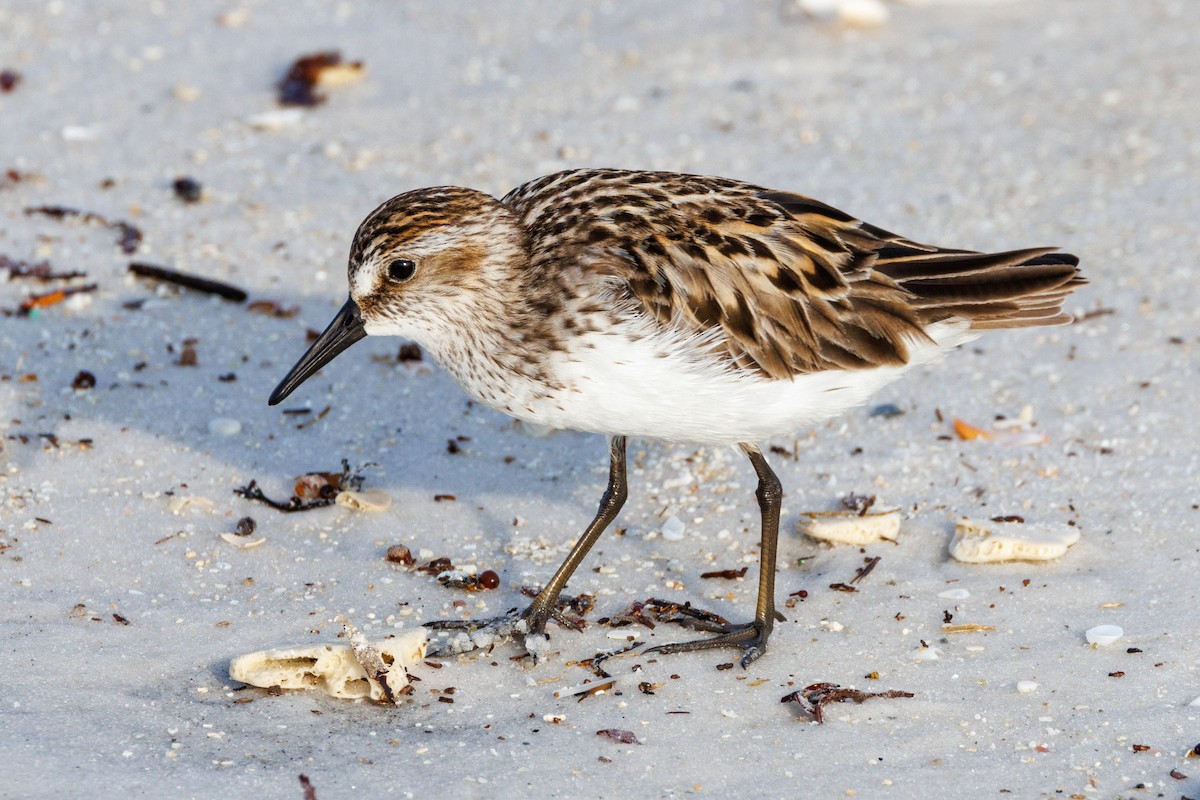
left=414, top=558, right=500, bottom=592
left=781, top=682, right=914, bottom=724
left=868, top=402, right=904, bottom=418
left=208, top=417, right=242, bottom=437
left=168, top=495, right=214, bottom=515
left=1016, top=681, right=1039, bottom=693
left=0, top=68, right=21, bottom=92
left=234, top=460, right=371, bottom=513
left=596, top=728, right=640, bottom=744
left=1085, top=625, right=1123, bottom=646
left=172, top=176, right=203, bottom=203
left=129, top=261, right=248, bottom=302
left=384, top=544, right=415, bottom=565
left=600, top=597, right=729, bottom=632
left=942, top=623, right=994, bottom=634
left=700, top=566, right=748, bottom=580
left=950, top=517, right=1080, bottom=563
left=334, top=488, right=392, bottom=512
left=938, top=587, right=970, bottom=600
left=277, top=51, right=364, bottom=107
left=299, top=774, right=318, bottom=800
left=661, top=515, right=686, bottom=541
left=246, top=299, right=300, bottom=318
left=234, top=517, right=256, bottom=536
left=25, top=205, right=142, bottom=254
left=229, top=626, right=427, bottom=702
left=71, top=370, right=96, bottom=390
left=952, top=406, right=1047, bottom=446
left=1, top=254, right=87, bottom=282
left=219, top=532, right=265, bottom=549
left=15, top=283, right=99, bottom=315
left=244, top=108, right=305, bottom=130
left=798, top=508, right=900, bottom=545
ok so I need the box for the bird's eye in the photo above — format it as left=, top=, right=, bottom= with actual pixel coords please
left=387, top=258, right=417, bottom=282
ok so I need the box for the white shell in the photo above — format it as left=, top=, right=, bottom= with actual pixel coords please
left=949, top=518, right=1080, bottom=563
left=797, top=509, right=901, bottom=545
left=1016, top=681, right=1039, bottom=693
left=661, top=516, right=686, bottom=541
left=1084, top=625, right=1123, bottom=646
left=335, top=489, right=393, bottom=512
left=207, top=417, right=242, bottom=437
left=219, top=532, right=265, bottom=549
left=938, top=588, right=971, bottom=600
left=229, top=627, right=427, bottom=701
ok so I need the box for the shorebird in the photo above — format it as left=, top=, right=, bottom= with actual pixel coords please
left=270, top=168, right=1084, bottom=666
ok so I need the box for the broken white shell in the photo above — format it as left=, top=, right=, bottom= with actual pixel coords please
left=168, top=495, right=214, bottom=515
left=335, top=489, right=392, bottom=512
left=950, top=518, right=1079, bottom=563
left=219, top=532, right=266, bottom=549
left=229, top=627, right=427, bottom=701
left=1016, top=681, right=1039, bottom=693
left=1084, top=625, right=1123, bottom=646
left=797, top=509, right=901, bottom=546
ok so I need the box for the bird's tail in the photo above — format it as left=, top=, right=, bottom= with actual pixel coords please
left=869, top=243, right=1086, bottom=330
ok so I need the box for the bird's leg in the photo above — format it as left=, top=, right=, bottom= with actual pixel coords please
left=425, top=436, right=628, bottom=659
left=643, top=443, right=782, bottom=668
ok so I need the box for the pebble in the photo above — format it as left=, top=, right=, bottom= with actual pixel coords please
left=208, top=417, right=242, bottom=437
left=1016, top=681, right=1039, bottom=693
left=1084, top=625, right=1123, bottom=646
left=661, top=515, right=686, bottom=541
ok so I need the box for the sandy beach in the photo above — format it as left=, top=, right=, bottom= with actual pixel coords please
left=2, top=1, right=1198, bottom=797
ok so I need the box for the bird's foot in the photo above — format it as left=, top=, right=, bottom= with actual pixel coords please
left=642, top=620, right=772, bottom=669
left=423, top=603, right=583, bottom=661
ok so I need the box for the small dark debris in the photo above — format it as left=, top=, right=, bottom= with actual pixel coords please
left=25, top=205, right=141, bottom=254
left=700, top=567, right=747, bottom=580
left=1108, top=671, right=1125, bottom=678
left=1170, top=769, right=1187, bottom=780
left=247, top=300, right=300, bottom=318
left=446, top=439, right=461, bottom=454
left=299, top=773, right=318, bottom=800
left=71, top=370, right=96, bottom=390
left=781, top=682, right=914, bottom=724
left=603, top=597, right=729, bottom=631
left=172, top=177, right=203, bottom=203
left=176, top=339, right=199, bottom=366
left=234, top=517, right=256, bottom=537
left=829, top=583, right=857, bottom=593
left=397, top=343, right=423, bottom=363
left=990, top=515, right=1025, bottom=524
left=596, top=728, right=640, bottom=745
left=943, top=610, right=953, bottom=624
left=385, top=545, right=415, bottom=565
left=1130, top=743, right=1149, bottom=752
left=840, top=494, right=876, bottom=516
left=715, top=662, right=734, bottom=671
left=112, top=613, right=130, bottom=626
left=129, top=262, right=247, bottom=302
left=0, top=69, right=21, bottom=92
left=869, top=403, right=904, bottom=418
left=849, top=556, right=881, bottom=586
left=278, top=51, right=362, bottom=107
left=1, top=254, right=87, bottom=282
left=1126, top=647, right=1142, bottom=654
left=433, top=494, right=456, bottom=502
left=638, top=681, right=660, bottom=695
left=218, top=373, right=237, bottom=382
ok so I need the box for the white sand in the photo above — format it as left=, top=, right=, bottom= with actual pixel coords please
left=2, top=1, right=1198, bottom=798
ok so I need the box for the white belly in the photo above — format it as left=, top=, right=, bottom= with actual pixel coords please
left=501, top=318, right=975, bottom=445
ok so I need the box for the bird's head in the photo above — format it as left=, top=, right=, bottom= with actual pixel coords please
left=268, top=186, right=524, bottom=405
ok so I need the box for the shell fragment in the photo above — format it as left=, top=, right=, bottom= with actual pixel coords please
left=335, top=489, right=392, bottom=512
left=950, top=518, right=1079, bottom=563
left=798, top=509, right=901, bottom=546
left=1084, top=625, right=1123, bottom=646
left=229, top=627, right=427, bottom=701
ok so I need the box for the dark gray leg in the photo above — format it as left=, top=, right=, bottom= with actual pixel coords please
left=426, top=436, right=628, bottom=658
left=643, top=442, right=782, bottom=668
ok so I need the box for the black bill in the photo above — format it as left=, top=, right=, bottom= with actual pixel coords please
left=268, top=298, right=367, bottom=405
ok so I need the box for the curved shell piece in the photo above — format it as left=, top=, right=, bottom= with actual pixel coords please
left=798, top=509, right=901, bottom=545
left=950, top=518, right=1079, bottom=563
left=229, top=627, right=427, bottom=701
